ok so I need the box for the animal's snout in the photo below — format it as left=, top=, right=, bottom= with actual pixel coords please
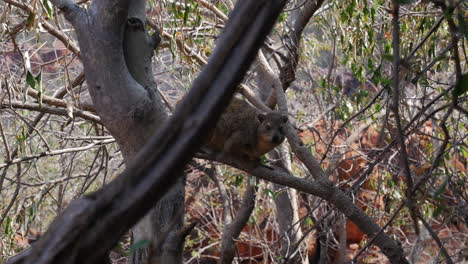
left=272, top=135, right=282, bottom=143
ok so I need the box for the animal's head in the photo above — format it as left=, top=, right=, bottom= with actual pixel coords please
left=256, top=112, right=288, bottom=154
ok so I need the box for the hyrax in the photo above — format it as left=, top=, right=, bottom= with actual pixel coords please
left=206, top=97, right=288, bottom=161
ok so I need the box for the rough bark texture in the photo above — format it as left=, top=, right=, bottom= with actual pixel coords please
left=122, top=3, right=184, bottom=263
left=271, top=145, right=305, bottom=263
left=51, top=0, right=184, bottom=263
left=220, top=178, right=257, bottom=264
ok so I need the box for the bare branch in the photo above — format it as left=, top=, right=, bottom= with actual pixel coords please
left=195, top=0, right=229, bottom=22
left=220, top=178, right=257, bottom=264
left=390, top=0, right=419, bottom=235
left=27, top=88, right=96, bottom=113
left=405, top=15, right=444, bottom=61
left=209, top=168, right=233, bottom=226
left=266, top=0, right=326, bottom=106
left=0, top=139, right=115, bottom=169
left=418, top=215, right=454, bottom=264
left=0, top=164, right=21, bottom=227
left=48, top=0, right=83, bottom=26
left=1, top=101, right=101, bottom=124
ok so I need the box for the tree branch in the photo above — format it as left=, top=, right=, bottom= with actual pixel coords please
left=48, top=0, right=83, bottom=26
left=418, top=215, right=454, bottom=264
left=1, top=101, right=101, bottom=124
left=220, top=177, right=257, bottom=264
left=390, top=0, right=419, bottom=235
left=0, top=139, right=115, bottom=169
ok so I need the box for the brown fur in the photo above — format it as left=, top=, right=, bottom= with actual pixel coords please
left=206, top=98, right=287, bottom=160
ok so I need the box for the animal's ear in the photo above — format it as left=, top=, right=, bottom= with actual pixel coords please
left=281, top=115, right=288, bottom=123
left=257, top=113, right=266, bottom=122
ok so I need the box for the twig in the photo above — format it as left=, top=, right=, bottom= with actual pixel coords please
left=239, top=84, right=272, bottom=112
left=418, top=215, right=454, bottom=264
left=199, top=148, right=409, bottom=263
left=390, top=0, right=419, bottom=235
left=320, top=87, right=385, bottom=163
left=27, top=88, right=96, bottom=113
left=0, top=164, right=21, bottom=227
left=1, top=100, right=101, bottom=124
left=209, top=168, right=233, bottom=226
left=0, top=120, right=11, bottom=161
left=0, top=139, right=115, bottom=169
left=220, top=177, right=257, bottom=263
left=194, top=0, right=229, bottom=22
left=405, top=15, right=444, bottom=61
left=5, top=0, right=80, bottom=54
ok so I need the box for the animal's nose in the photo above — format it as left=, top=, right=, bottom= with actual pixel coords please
left=273, top=135, right=280, bottom=143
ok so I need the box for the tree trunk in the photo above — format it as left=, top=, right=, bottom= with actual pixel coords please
left=50, top=0, right=185, bottom=263
left=271, top=145, right=307, bottom=263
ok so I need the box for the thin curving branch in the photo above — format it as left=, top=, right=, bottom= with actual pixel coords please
left=1, top=101, right=101, bottom=124
left=265, top=0, right=326, bottom=107
left=418, top=215, right=454, bottom=264
left=27, top=88, right=96, bottom=113
left=48, top=0, right=84, bottom=27
left=0, top=139, right=115, bottom=169
left=220, top=177, right=257, bottom=264
left=389, top=0, right=419, bottom=236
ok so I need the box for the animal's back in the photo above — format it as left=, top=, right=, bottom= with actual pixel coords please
left=206, top=97, right=287, bottom=160
left=206, top=98, right=258, bottom=153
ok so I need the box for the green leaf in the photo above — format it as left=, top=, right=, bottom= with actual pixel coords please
left=234, top=174, right=243, bottom=186
left=4, top=216, right=11, bottom=235
left=128, top=240, right=150, bottom=254
left=432, top=206, right=444, bottom=217
left=35, top=71, right=42, bottom=83
left=375, top=103, right=381, bottom=111
left=26, top=71, right=36, bottom=89
left=264, top=188, right=276, bottom=199
left=340, top=10, right=348, bottom=23
left=320, top=78, right=326, bottom=88
left=26, top=12, right=36, bottom=28
left=433, top=176, right=448, bottom=198
left=382, top=54, right=393, bottom=62
left=183, top=4, right=190, bottom=24
left=453, top=73, right=468, bottom=97
left=346, top=1, right=356, bottom=19
left=304, top=217, right=314, bottom=226
left=418, top=17, right=427, bottom=32
left=368, top=29, right=374, bottom=44
left=278, top=12, right=286, bottom=23
left=43, top=0, right=53, bottom=18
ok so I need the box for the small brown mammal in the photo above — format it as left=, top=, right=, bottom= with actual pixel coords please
left=206, top=97, right=288, bottom=160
